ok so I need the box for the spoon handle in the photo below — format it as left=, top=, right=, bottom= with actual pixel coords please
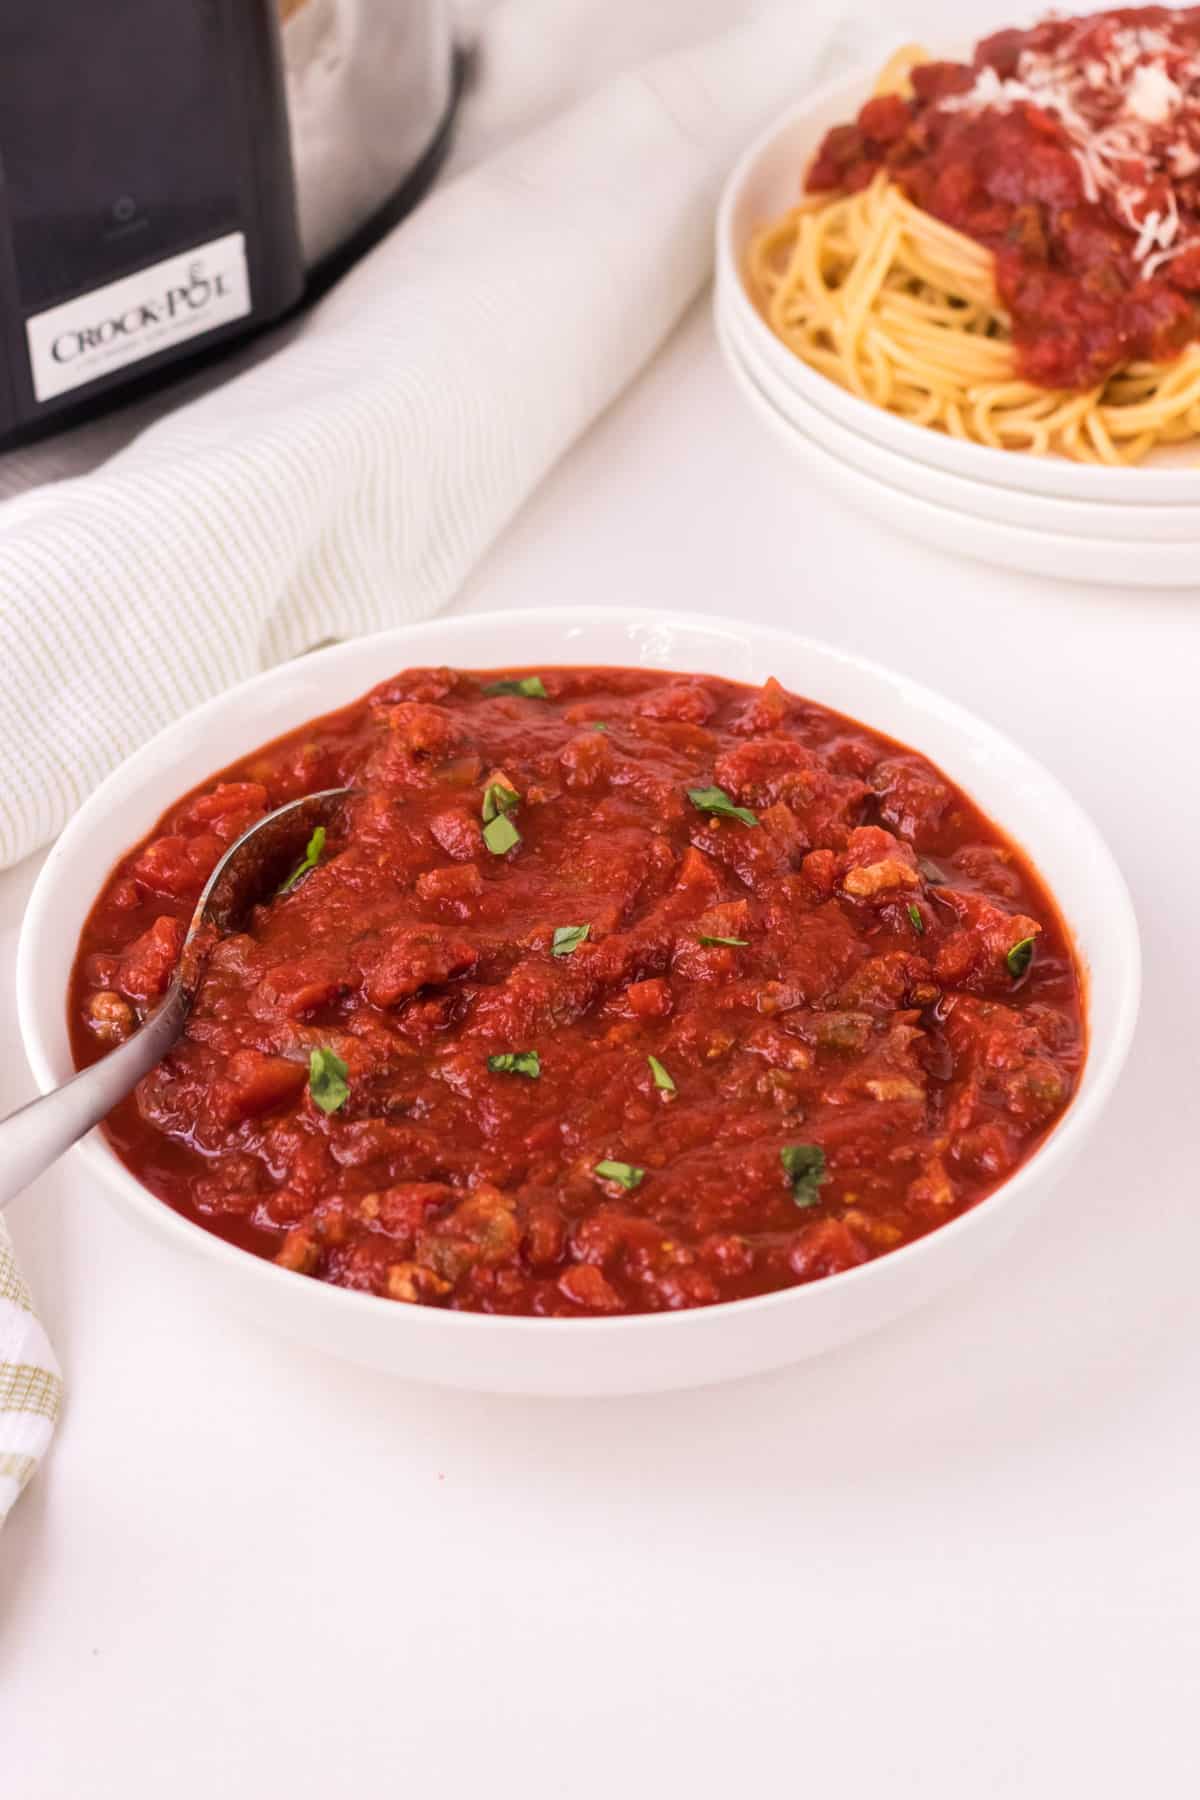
left=0, top=986, right=188, bottom=1212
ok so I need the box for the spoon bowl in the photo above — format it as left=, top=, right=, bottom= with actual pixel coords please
left=0, top=787, right=353, bottom=1210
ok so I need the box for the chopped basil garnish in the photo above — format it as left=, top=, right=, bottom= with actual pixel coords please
left=278, top=825, right=326, bottom=896
left=781, top=1143, right=828, bottom=1207
left=687, top=785, right=759, bottom=827
left=594, top=1159, right=645, bottom=1191
left=1006, top=936, right=1035, bottom=980
left=907, top=903, right=924, bottom=935
left=483, top=676, right=548, bottom=699
left=698, top=934, right=749, bottom=948
left=483, top=813, right=520, bottom=855
left=552, top=924, right=590, bottom=958
left=487, top=1050, right=541, bottom=1079
left=482, top=781, right=520, bottom=855
left=482, top=782, right=518, bottom=822
left=308, top=1046, right=349, bottom=1114
left=590, top=722, right=609, bottom=733
left=647, top=1055, right=676, bottom=1094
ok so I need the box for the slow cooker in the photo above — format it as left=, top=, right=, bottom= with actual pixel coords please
left=0, top=0, right=459, bottom=442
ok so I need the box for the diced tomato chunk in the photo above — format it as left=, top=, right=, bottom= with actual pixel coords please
left=840, top=828, right=920, bottom=899
left=215, top=1052, right=308, bottom=1126
left=560, top=731, right=613, bottom=791
left=626, top=977, right=673, bottom=1019
left=133, top=834, right=223, bottom=899
left=362, top=929, right=478, bottom=1007
left=558, top=1264, right=626, bottom=1312
left=787, top=1219, right=868, bottom=1281
left=429, top=809, right=483, bottom=861
left=674, top=846, right=722, bottom=896
left=253, top=959, right=344, bottom=1019
left=177, top=782, right=268, bottom=842
left=634, top=682, right=717, bottom=725
left=416, top=863, right=484, bottom=905
left=382, top=702, right=462, bottom=758
left=371, top=1183, right=453, bottom=1239
left=858, top=93, right=911, bottom=145
left=118, top=917, right=184, bottom=1001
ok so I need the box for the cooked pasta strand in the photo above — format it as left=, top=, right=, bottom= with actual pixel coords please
left=745, top=169, right=1200, bottom=466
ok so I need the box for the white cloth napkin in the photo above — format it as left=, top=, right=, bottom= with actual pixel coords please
left=0, top=0, right=850, bottom=872
left=0, top=1224, right=61, bottom=1522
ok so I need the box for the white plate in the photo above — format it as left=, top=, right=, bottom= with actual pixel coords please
left=17, top=609, right=1140, bottom=1395
left=718, top=299, right=1200, bottom=586
left=717, top=64, right=1200, bottom=506
left=719, top=278, right=1200, bottom=542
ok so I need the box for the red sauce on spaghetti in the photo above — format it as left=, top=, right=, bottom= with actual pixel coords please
left=69, top=666, right=1083, bottom=1317
left=808, top=8, right=1200, bottom=389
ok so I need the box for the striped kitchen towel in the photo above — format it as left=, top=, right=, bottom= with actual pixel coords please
left=0, top=1220, right=62, bottom=1522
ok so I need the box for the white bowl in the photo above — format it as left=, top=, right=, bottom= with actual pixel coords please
left=719, top=282, right=1200, bottom=543
left=17, top=608, right=1141, bottom=1395
left=717, top=299, right=1200, bottom=587
left=717, top=64, right=1200, bottom=505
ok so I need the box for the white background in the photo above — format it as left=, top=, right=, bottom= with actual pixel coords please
left=4, top=3, right=1200, bottom=1794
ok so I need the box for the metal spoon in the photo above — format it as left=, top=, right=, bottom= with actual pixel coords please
left=0, top=787, right=353, bottom=1211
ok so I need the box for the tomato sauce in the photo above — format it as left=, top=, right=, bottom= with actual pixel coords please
left=69, top=665, right=1084, bottom=1317
left=808, top=8, right=1200, bottom=389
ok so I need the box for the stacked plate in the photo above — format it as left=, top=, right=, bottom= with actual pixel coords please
left=715, top=68, right=1200, bottom=588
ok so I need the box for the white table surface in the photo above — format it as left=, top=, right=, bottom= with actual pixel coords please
left=4, top=258, right=1200, bottom=1799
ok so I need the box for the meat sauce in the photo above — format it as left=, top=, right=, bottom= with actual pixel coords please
left=808, top=8, right=1200, bottom=389
left=70, top=665, right=1084, bottom=1317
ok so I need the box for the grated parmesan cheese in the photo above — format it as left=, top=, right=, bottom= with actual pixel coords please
left=1126, top=62, right=1182, bottom=125
left=935, top=12, right=1200, bottom=271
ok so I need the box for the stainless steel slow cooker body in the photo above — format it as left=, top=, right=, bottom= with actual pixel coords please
left=282, top=0, right=457, bottom=272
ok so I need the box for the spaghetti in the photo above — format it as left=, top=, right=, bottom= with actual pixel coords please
left=747, top=13, right=1200, bottom=464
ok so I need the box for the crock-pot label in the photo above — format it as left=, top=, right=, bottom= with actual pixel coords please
left=25, top=232, right=252, bottom=403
